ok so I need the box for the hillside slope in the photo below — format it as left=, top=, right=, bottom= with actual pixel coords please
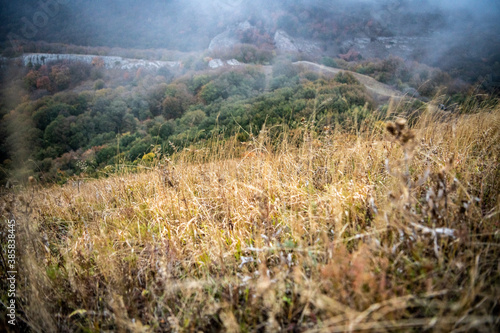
left=5, top=53, right=405, bottom=101
left=293, top=61, right=405, bottom=101
left=3, top=105, right=499, bottom=332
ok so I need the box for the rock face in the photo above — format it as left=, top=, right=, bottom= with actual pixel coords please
left=208, top=58, right=242, bottom=69
left=208, top=59, right=224, bottom=69
left=208, top=21, right=256, bottom=51
left=208, top=31, right=240, bottom=51
left=209, top=21, right=322, bottom=56
left=273, top=30, right=299, bottom=53
left=11, top=53, right=244, bottom=71
left=226, top=59, right=241, bottom=66
left=273, top=30, right=321, bottom=56
left=19, top=53, right=180, bottom=70
left=339, top=37, right=432, bottom=61
left=209, top=20, right=424, bottom=61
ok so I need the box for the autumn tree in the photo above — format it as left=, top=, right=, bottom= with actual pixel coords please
left=50, top=65, right=71, bottom=91
left=24, top=70, right=40, bottom=91
left=36, top=76, right=51, bottom=91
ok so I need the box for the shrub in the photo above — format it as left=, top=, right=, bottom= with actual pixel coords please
left=94, top=79, right=105, bottom=90
left=322, top=56, right=338, bottom=68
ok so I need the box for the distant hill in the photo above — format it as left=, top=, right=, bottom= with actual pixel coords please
left=1, top=0, right=499, bottom=84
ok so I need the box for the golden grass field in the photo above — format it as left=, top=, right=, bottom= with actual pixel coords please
left=1, top=99, right=499, bottom=332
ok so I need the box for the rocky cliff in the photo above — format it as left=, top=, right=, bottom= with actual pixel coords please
left=273, top=30, right=322, bottom=56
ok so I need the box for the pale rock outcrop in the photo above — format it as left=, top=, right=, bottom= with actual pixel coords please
left=20, top=53, right=180, bottom=70
left=208, top=59, right=225, bottom=69
left=208, top=58, right=242, bottom=69
left=273, top=30, right=321, bottom=55
left=226, top=59, right=241, bottom=66
left=274, top=30, right=299, bottom=53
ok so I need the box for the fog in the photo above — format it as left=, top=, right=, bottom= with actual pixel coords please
left=1, top=1, right=499, bottom=73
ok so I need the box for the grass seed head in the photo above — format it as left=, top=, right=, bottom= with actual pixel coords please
left=401, top=130, right=415, bottom=144
left=386, top=121, right=397, bottom=136
left=395, top=118, right=407, bottom=131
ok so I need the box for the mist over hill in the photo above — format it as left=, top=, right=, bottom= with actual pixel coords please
left=1, top=0, right=500, bottom=81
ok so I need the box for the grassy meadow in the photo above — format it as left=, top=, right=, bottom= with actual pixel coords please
left=1, top=98, right=500, bottom=332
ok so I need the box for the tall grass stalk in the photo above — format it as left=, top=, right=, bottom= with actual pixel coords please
left=1, top=99, right=499, bottom=332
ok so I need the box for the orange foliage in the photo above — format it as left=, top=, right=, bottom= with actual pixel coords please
left=91, top=56, right=105, bottom=68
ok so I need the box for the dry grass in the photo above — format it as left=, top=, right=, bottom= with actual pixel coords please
left=2, top=99, right=500, bottom=332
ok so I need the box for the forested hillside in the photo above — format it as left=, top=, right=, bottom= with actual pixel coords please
left=0, top=47, right=474, bottom=185
left=2, top=89, right=499, bottom=332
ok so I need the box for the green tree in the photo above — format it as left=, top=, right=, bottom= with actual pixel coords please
left=33, top=103, right=74, bottom=131
left=94, top=79, right=105, bottom=90
left=180, top=110, right=206, bottom=127
left=334, top=72, right=360, bottom=85
left=44, top=115, right=72, bottom=153
left=108, top=100, right=129, bottom=134
left=322, top=57, right=338, bottom=68
left=162, top=96, right=184, bottom=119
left=199, top=82, right=221, bottom=104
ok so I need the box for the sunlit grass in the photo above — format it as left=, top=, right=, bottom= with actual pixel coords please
left=2, top=98, right=499, bottom=332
